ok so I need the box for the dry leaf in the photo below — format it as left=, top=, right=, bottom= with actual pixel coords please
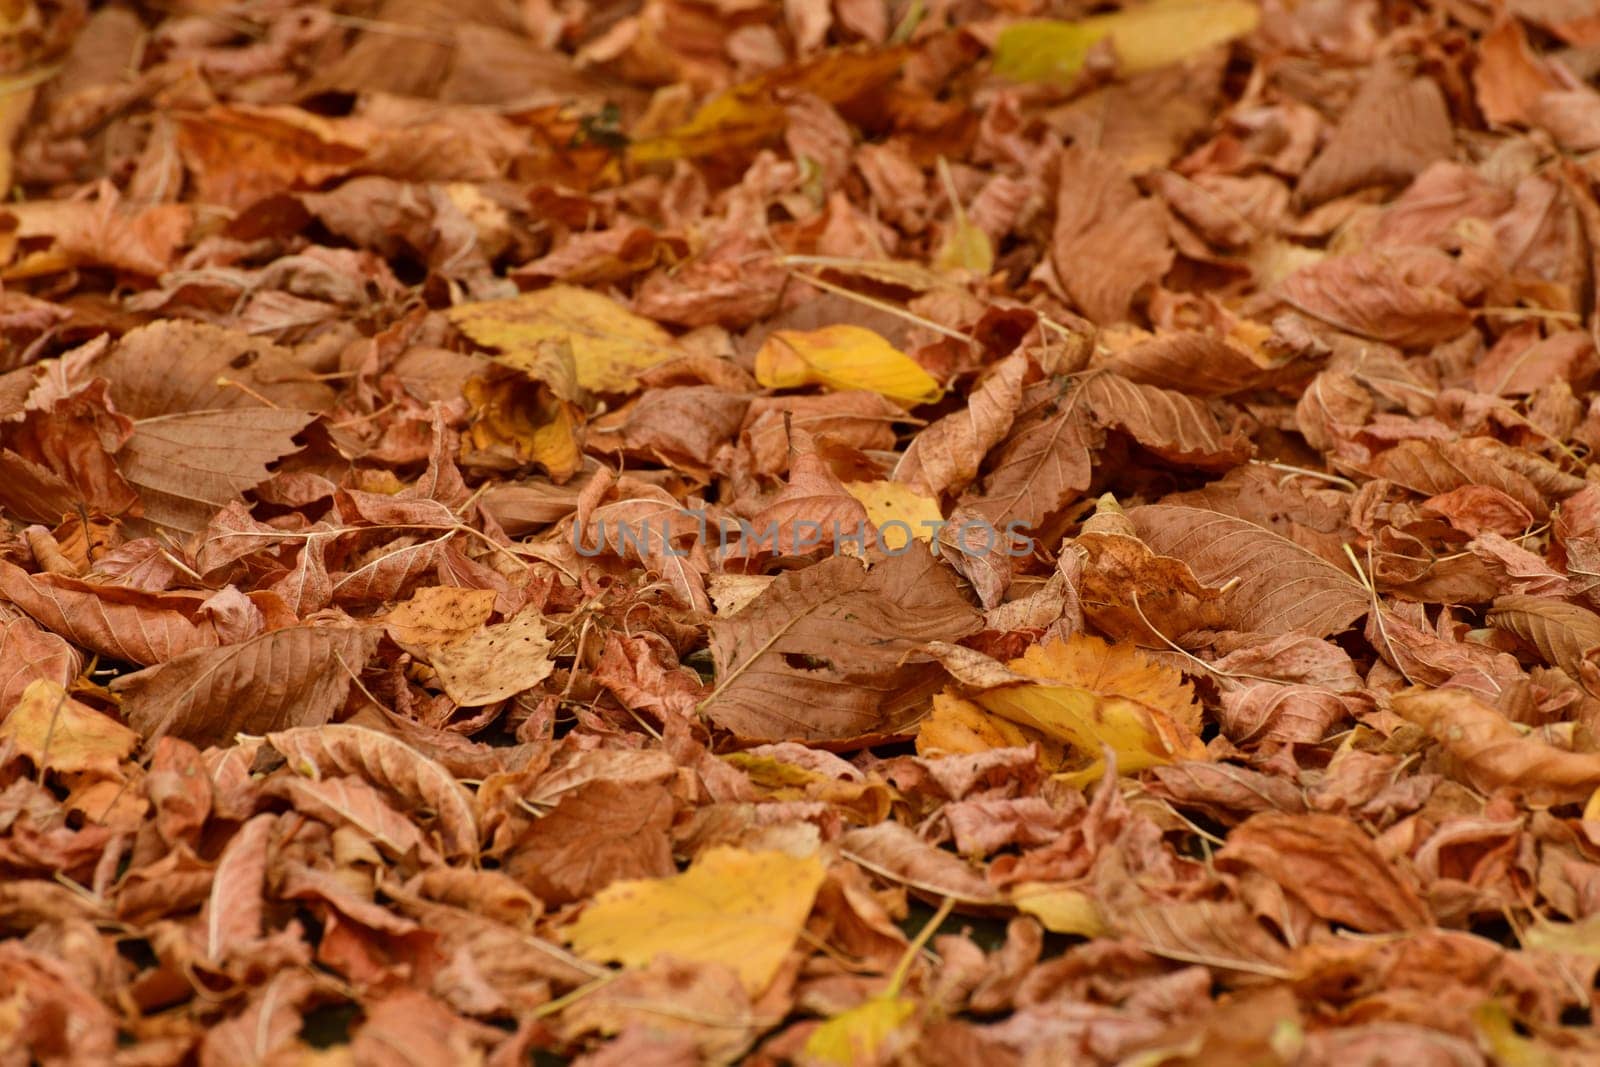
left=565, top=846, right=825, bottom=994
left=114, top=625, right=378, bottom=745
left=1128, top=505, right=1368, bottom=637
left=754, top=324, right=943, bottom=405
left=703, top=547, right=980, bottom=744
left=936, top=634, right=1207, bottom=781
left=993, top=0, right=1260, bottom=83
left=0, top=680, right=137, bottom=779
left=1391, top=686, right=1600, bottom=804
left=427, top=607, right=554, bottom=706
left=448, top=286, right=680, bottom=395
left=267, top=724, right=479, bottom=860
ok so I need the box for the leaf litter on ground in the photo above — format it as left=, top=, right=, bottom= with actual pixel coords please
left=5, top=0, right=1600, bottom=1064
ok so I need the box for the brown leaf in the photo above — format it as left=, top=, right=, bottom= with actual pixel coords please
left=266, top=723, right=479, bottom=860
left=504, top=779, right=677, bottom=904
left=0, top=561, right=226, bottom=665
left=88, top=320, right=338, bottom=417
left=1103, top=329, right=1288, bottom=396
left=1216, top=812, right=1431, bottom=932
left=839, top=822, right=1000, bottom=904
left=1278, top=248, right=1474, bottom=348
left=1391, top=686, right=1600, bottom=804
left=1296, top=60, right=1454, bottom=206
left=276, top=775, right=431, bottom=862
left=1487, top=594, right=1600, bottom=690
left=175, top=105, right=366, bottom=210
left=952, top=379, right=1096, bottom=533
left=1474, top=17, right=1567, bottom=126
left=201, top=812, right=276, bottom=962
left=1081, top=372, right=1251, bottom=469
left=427, top=606, right=555, bottom=706
left=703, top=546, right=980, bottom=744
left=894, top=353, right=1028, bottom=498
left=198, top=970, right=316, bottom=1067
left=0, top=611, right=80, bottom=713
left=1127, top=505, right=1368, bottom=636
left=118, top=409, right=316, bottom=533
left=114, top=624, right=378, bottom=745
left=1046, top=144, right=1173, bottom=324
left=1362, top=438, right=1550, bottom=518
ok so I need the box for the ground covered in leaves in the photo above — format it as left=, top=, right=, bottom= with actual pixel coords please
left=7, top=0, right=1600, bottom=1063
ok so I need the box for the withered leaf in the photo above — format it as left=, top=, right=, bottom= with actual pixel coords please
left=266, top=724, right=478, bottom=860
left=1216, top=812, right=1431, bottom=932
left=703, top=546, right=980, bottom=744
left=1128, top=506, right=1367, bottom=637
left=114, top=625, right=378, bottom=745
left=118, top=409, right=316, bottom=533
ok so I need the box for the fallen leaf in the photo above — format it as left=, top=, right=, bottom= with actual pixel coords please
left=993, top=0, right=1260, bottom=84
left=1391, top=686, right=1600, bottom=804
left=702, top=547, right=980, bottom=744
left=267, top=723, right=479, bottom=861
left=936, top=634, right=1207, bottom=781
left=427, top=607, right=554, bottom=706
left=565, top=846, right=826, bottom=994
left=114, top=625, right=378, bottom=746
left=755, top=324, right=943, bottom=405
left=0, top=679, right=137, bottom=779
left=1128, top=505, right=1368, bottom=637
left=804, top=995, right=917, bottom=1065
left=448, top=285, right=680, bottom=395
left=843, top=480, right=942, bottom=550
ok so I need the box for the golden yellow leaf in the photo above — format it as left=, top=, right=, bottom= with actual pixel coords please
left=755, top=325, right=943, bottom=405
left=938, top=634, right=1207, bottom=780
left=448, top=285, right=678, bottom=395
left=565, top=846, right=826, bottom=994
left=844, top=481, right=943, bottom=551
left=994, top=0, right=1261, bottom=85
left=1474, top=1002, right=1560, bottom=1067
left=1009, top=631, right=1202, bottom=734
left=804, top=996, right=917, bottom=1065
left=1, top=679, right=138, bottom=779
left=628, top=48, right=905, bottom=163
left=933, top=216, right=993, bottom=276
left=1011, top=883, right=1105, bottom=937
left=462, top=375, right=584, bottom=481
left=916, top=691, right=1036, bottom=757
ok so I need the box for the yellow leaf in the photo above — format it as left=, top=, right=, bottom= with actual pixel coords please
left=566, top=846, right=826, bottom=994
left=844, top=481, right=943, bottom=551
left=933, top=216, right=993, bottom=276
left=804, top=996, right=917, bottom=1065
left=1524, top=915, right=1600, bottom=959
left=1011, top=883, right=1105, bottom=936
left=462, top=375, right=584, bottom=482
left=448, top=285, right=678, bottom=395
left=916, top=691, right=1039, bottom=757
left=1010, top=631, right=1202, bottom=734
left=1474, top=1002, right=1560, bottom=1067
left=0, top=679, right=138, bottom=779
left=949, top=634, right=1207, bottom=779
left=629, top=48, right=905, bottom=163
left=755, top=325, right=943, bottom=405
left=994, top=0, right=1260, bottom=85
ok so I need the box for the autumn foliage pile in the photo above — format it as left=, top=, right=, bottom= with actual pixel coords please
left=8, top=0, right=1600, bottom=1063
